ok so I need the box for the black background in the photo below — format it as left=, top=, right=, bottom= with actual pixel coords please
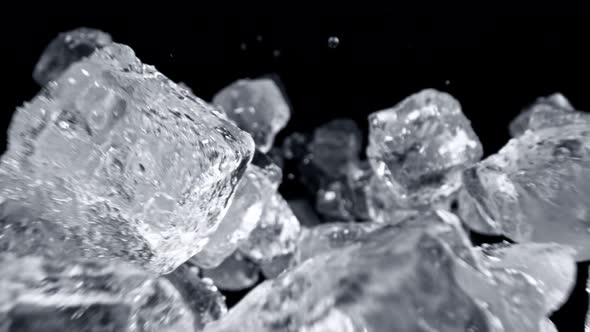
left=2, top=4, right=589, bottom=331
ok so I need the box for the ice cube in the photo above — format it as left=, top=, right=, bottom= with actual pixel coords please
left=461, top=123, right=590, bottom=260
left=0, top=43, right=254, bottom=273
left=201, top=251, right=261, bottom=291
left=33, top=28, right=112, bottom=85
left=509, top=93, right=575, bottom=137
left=367, top=89, right=482, bottom=207
left=164, top=263, right=227, bottom=329
left=0, top=254, right=195, bottom=332
left=213, top=78, right=290, bottom=153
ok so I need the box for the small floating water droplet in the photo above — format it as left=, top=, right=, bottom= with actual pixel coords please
left=256, top=35, right=263, bottom=42
left=328, top=36, right=340, bottom=48
left=273, top=49, right=281, bottom=57
left=240, top=42, right=247, bottom=51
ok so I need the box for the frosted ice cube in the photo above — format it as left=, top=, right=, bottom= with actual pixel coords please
left=367, top=89, right=482, bottom=207
left=213, top=78, right=290, bottom=153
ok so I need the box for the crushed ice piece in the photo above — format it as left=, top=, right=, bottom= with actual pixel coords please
left=0, top=254, right=195, bottom=331
left=316, top=162, right=372, bottom=221
left=33, top=28, right=112, bottom=85
left=165, top=263, right=227, bottom=329
left=367, top=89, right=482, bottom=207
left=213, top=78, right=290, bottom=153
left=238, top=192, right=301, bottom=265
left=509, top=93, right=575, bottom=137
left=201, top=251, right=261, bottom=291
left=307, top=118, right=362, bottom=179
left=190, top=164, right=274, bottom=268
left=477, top=242, right=576, bottom=313
left=206, top=211, right=522, bottom=332
left=461, top=123, right=590, bottom=260
left=0, top=43, right=254, bottom=273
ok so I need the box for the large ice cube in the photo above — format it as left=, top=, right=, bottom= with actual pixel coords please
left=0, top=254, right=195, bottom=332
left=461, top=123, right=590, bottom=260
left=213, top=78, right=290, bottom=153
left=367, top=89, right=482, bottom=207
left=33, top=28, right=113, bottom=85
left=206, top=211, right=551, bottom=332
left=0, top=43, right=254, bottom=273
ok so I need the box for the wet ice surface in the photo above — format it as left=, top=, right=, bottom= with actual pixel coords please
left=0, top=43, right=254, bottom=273
left=2, top=28, right=590, bottom=331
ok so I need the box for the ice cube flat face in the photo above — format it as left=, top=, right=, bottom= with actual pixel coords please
left=33, top=28, right=112, bottom=86
left=0, top=254, right=195, bottom=332
left=462, top=124, right=590, bottom=260
left=213, top=78, right=290, bottom=153
left=1, top=44, right=254, bottom=273
left=367, top=89, right=482, bottom=207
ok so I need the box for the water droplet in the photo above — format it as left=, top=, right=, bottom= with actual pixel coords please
left=328, top=36, right=340, bottom=48
left=256, top=35, right=263, bottom=42
left=445, top=80, right=451, bottom=85
left=273, top=49, right=281, bottom=57
left=240, top=42, right=247, bottom=51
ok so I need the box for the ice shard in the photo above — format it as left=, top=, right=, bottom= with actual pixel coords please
left=0, top=43, right=254, bottom=273
left=509, top=93, right=575, bottom=137
left=213, top=78, right=290, bottom=153
left=33, top=28, right=113, bottom=85
left=461, top=122, right=590, bottom=261
left=0, top=254, right=195, bottom=332
left=367, top=89, right=482, bottom=208
left=206, top=211, right=551, bottom=332
left=165, top=263, right=227, bottom=329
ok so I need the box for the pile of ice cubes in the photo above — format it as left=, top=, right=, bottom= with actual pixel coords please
left=0, top=27, right=589, bottom=331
